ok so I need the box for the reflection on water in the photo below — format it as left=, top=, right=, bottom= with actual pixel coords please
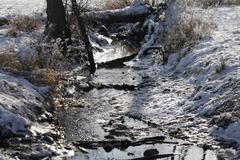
left=70, top=143, right=217, bottom=160
left=94, top=44, right=138, bottom=66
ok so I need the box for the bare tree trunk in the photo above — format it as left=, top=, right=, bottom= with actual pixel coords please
left=46, top=0, right=71, bottom=39
left=71, top=0, right=96, bottom=74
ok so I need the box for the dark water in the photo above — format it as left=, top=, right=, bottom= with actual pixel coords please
left=71, top=144, right=217, bottom=160
left=59, top=45, right=218, bottom=160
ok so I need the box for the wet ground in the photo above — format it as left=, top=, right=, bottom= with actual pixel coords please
left=58, top=45, right=218, bottom=159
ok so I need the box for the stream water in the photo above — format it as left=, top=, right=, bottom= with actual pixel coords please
left=59, top=45, right=218, bottom=159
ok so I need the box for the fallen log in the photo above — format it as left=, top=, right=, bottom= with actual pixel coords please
left=82, top=3, right=153, bottom=23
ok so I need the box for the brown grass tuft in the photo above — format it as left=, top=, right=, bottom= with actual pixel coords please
left=0, top=49, right=22, bottom=71
left=8, top=15, right=39, bottom=35
left=30, top=68, right=59, bottom=86
left=162, top=17, right=211, bottom=53
left=215, top=57, right=226, bottom=73
left=0, top=47, right=60, bottom=86
left=105, top=0, right=132, bottom=9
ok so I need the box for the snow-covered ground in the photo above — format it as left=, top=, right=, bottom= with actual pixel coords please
left=0, top=0, right=48, bottom=137
left=0, top=0, right=45, bottom=52
left=0, top=71, right=49, bottom=120
left=125, top=5, right=240, bottom=148
left=0, top=0, right=46, bottom=17
left=162, top=6, right=240, bottom=144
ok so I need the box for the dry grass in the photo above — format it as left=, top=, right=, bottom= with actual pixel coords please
left=30, top=68, right=59, bottom=86
left=0, top=46, right=60, bottom=86
left=215, top=57, right=226, bottom=74
left=0, top=47, right=45, bottom=72
left=105, top=0, right=132, bottom=9
left=0, top=49, right=22, bottom=71
left=8, top=16, right=39, bottom=36
left=162, top=17, right=211, bottom=53
left=155, top=2, right=213, bottom=63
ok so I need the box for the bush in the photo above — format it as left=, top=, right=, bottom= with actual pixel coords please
left=162, top=17, right=211, bottom=53
left=154, top=2, right=213, bottom=64
left=0, top=45, right=61, bottom=86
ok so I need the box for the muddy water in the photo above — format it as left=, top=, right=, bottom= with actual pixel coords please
left=59, top=44, right=218, bottom=159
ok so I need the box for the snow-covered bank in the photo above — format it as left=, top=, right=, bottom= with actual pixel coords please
left=127, top=5, right=240, bottom=147
left=0, top=71, right=49, bottom=119
left=0, top=1, right=74, bottom=159
left=0, top=31, right=44, bottom=58
left=0, top=105, right=28, bottom=137
left=166, top=6, right=240, bottom=143
left=0, top=0, right=46, bottom=17
left=0, top=71, right=50, bottom=136
left=0, top=0, right=49, bottom=137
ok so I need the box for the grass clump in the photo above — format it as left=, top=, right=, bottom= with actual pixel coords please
left=8, top=15, right=39, bottom=36
left=215, top=57, right=226, bottom=74
left=105, top=0, right=132, bottom=9
left=0, top=49, right=22, bottom=71
left=0, top=45, right=61, bottom=86
left=162, top=16, right=211, bottom=54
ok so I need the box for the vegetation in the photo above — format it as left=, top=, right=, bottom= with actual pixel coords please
left=162, top=17, right=211, bottom=54
left=105, top=0, right=133, bottom=9
left=7, top=16, right=39, bottom=37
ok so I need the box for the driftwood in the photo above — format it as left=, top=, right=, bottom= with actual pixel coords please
left=82, top=3, right=153, bottom=24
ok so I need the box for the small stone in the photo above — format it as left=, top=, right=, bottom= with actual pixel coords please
left=97, top=25, right=109, bottom=36
left=144, top=149, right=159, bottom=157
left=103, top=143, right=113, bottom=153
left=162, top=88, right=171, bottom=93
left=41, top=136, right=54, bottom=145
left=202, top=144, right=211, bottom=151
left=128, top=152, right=134, bottom=156
left=0, top=17, right=8, bottom=26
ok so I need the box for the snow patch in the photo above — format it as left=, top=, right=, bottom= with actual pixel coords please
left=0, top=0, right=46, bottom=17
left=212, top=122, right=240, bottom=144
left=0, top=71, right=49, bottom=122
